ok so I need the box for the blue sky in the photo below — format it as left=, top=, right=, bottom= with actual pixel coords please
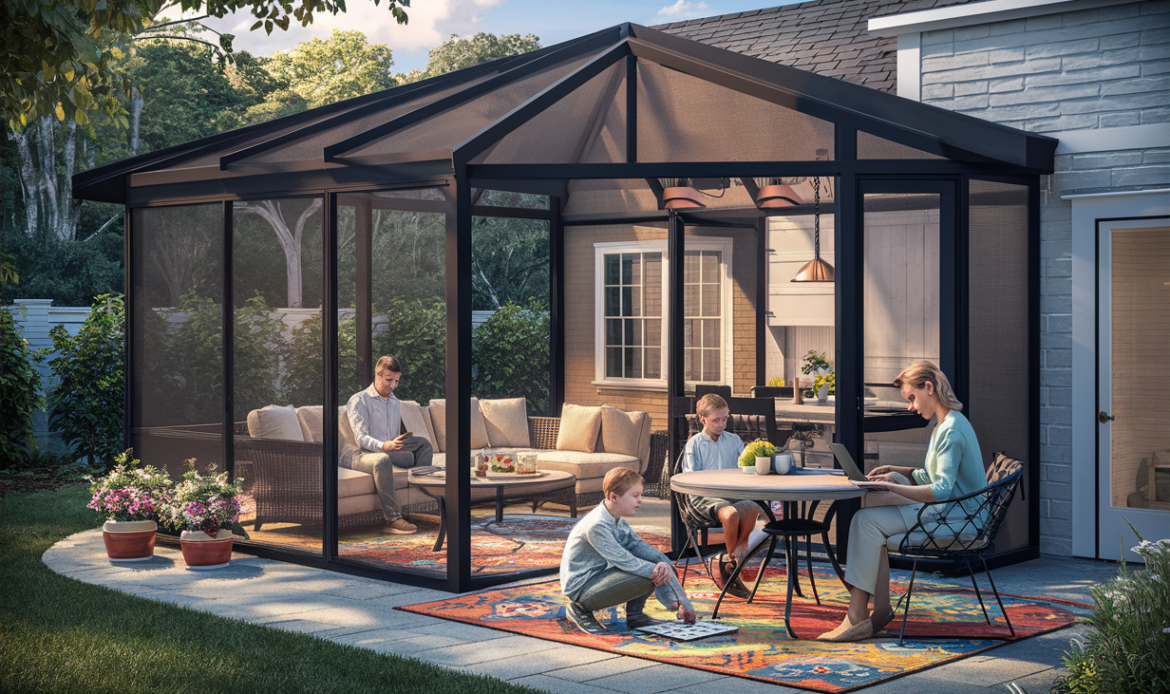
left=198, top=0, right=799, bottom=75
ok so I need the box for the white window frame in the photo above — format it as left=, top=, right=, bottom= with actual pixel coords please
left=592, top=238, right=734, bottom=390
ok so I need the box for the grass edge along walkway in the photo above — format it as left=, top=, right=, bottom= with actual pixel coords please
left=0, top=485, right=548, bottom=694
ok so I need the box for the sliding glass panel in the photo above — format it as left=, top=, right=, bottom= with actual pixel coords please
left=232, top=197, right=324, bottom=556
left=130, top=205, right=224, bottom=481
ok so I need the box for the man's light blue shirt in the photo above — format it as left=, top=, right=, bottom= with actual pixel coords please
left=346, top=384, right=401, bottom=452
left=682, top=429, right=744, bottom=473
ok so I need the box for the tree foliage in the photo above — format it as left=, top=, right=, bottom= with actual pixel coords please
left=372, top=297, right=446, bottom=405
left=266, top=30, right=397, bottom=109
left=0, top=307, right=43, bottom=468
left=1, top=0, right=413, bottom=131
left=44, top=293, right=125, bottom=468
left=472, top=299, right=550, bottom=416
left=401, top=31, right=541, bottom=83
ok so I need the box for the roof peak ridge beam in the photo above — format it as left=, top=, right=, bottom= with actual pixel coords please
left=216, top=49, right=548, bottom=171
left=624, top=23, right=1055, bottom=170
left=325, top=26, right=626, bottom=163
left=453, top=42, right=632, bottom=167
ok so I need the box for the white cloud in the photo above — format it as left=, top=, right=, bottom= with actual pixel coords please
left=656, top=0, right=709, bottom=17
left=198, top=0, right=503, bottom=62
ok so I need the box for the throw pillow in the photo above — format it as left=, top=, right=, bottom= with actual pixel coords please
left=295, top=406, right=324, bottom=442
left=596, top=406, right=646, bottom=459
left=399, top=400, right=434, bottom=449
left=338, top=406, right=358, bottom=452
left=556, top=404, right=603, bottom=453
left=428, top=398, right=491, bottom=452
left=479, top=398, right=531, bottom=448
left=247, top=405, right=303, bottom=441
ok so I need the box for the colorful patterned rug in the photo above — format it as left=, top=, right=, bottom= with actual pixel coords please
left=238, top=511, right=671, bottom=576
left=400, top=563, right=1092, bottom=692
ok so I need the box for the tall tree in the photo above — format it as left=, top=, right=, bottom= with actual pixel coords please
left=265, top=30, right=397, bottom=109
left=400, top=31, right=541, bottom=84
left=1, top=0, right=414, bottom=131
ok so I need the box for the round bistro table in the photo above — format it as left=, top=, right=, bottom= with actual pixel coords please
left=670, top=468, right=868, bottom=638
left=410, top=469, right=577, bottom=551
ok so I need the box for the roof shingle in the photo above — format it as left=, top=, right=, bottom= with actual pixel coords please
left=655, top=0, right=983, bottom=93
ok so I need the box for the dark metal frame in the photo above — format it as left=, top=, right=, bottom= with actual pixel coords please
left=103, top=21, right=1053, bottom=593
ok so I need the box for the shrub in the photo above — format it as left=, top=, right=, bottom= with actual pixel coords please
left=0, top=307, right=42, bottom=468
left=44, top=294, right=125, bottom=469
left=372, top=297, right=446, bottom=405
left=472, top=299, right=550, bottom=415
left=1052, top=526, right=1170, bottom=694
left=286, top=311, right=358, bottom=405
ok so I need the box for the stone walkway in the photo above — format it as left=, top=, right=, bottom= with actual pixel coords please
left=44, top=530, right=1116, bottom=694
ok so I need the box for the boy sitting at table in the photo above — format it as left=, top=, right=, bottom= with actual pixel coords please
left=681, top=393, right=762, bottom=598
left=560, top=467, right=697, bottom=635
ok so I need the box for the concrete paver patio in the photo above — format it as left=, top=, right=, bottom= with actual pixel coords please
left=44, top=529, right=1117, bottom=693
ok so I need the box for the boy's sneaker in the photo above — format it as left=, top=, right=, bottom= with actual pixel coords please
left=383, top=518, right=417, bottom=534
left=564, top=602, right=606, bottom=635
left=626, top=612, right=667, bottom=630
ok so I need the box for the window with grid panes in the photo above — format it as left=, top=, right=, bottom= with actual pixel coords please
left=601, top=250, right=663, bottom=380
left=684, top=250, right=723, bottom=382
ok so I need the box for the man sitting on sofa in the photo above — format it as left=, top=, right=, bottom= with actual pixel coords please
left=345, top=355, right=434, bottom=534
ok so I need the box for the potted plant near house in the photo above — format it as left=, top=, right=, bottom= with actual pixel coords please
left=801, top=350, right=834, bottom=404
left=739, top=439, right=776, bottom=475
left=87, top=449, right=172, bottom=561
left=164, top=460, right=248, bottom=570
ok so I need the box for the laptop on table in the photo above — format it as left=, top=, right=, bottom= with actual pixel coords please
left=828, top=442, right=889, bottom=489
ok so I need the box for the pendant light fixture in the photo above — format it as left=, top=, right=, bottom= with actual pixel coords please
left=662, top=178, right=706, bottom=210
left=792, top=175, right=835, bottom=282
left=756, top=178, right=803, bottom=208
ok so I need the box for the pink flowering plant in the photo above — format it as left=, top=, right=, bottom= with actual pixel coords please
left=85, top=449, right=172, bottom=522
left=163, top=459, right=249, bottom=539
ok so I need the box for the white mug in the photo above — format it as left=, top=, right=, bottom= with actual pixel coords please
left=774, top=453, right=794, bottom=475
left=755, top=456, right=772, bottom=475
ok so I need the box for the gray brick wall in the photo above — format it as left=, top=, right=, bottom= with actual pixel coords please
left=919, top=1, right=1170, bottom=556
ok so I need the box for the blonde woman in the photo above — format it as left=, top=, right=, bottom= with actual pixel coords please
left=818, top=361, right=988, bottom=642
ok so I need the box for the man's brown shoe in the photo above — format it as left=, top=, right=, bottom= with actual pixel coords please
left=384, top=518, right=418, bottom=534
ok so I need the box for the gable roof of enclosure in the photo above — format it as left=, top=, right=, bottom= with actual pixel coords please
left=73, top=22, right=1056, bottom=205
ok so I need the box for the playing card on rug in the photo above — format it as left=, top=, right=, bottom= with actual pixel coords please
left=635, top=620, right=738, bottom=641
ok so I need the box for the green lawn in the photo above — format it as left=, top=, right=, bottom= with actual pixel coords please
left=0, top=485, right=543, bottom=694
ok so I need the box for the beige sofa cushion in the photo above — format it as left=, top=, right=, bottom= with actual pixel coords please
left=399, top=400, right=434, bottom=448
left=338, top=466, right=376, bottom=498
left=294, top=405, right=359, bottom=453
left=536, top=450, right=639, bottom=481
left=596, top=406, right=646, bottom=459
left=428, top=398, right=490, bottom=452
left=556, top=404, right=602, bottom=453
left=480, top=398, right=530, bottom=448
left=247, top=405, right=303, bottom=441
left=420, top=405, right=438, bottom=447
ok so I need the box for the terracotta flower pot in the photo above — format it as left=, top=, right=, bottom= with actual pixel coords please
left=102, top=520, right=157, bottom=561
left=180, top=530, right=234, bottom=570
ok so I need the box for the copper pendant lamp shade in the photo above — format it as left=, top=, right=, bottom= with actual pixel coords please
left=791, top=175, right=835, bottom=282
left=663, top=186, right=706, bottom=210
left=757, top=184, right=802, bottom=208
left=792, top=257, right=835, bottom=282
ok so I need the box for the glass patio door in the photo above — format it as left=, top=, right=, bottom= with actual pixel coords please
left=1097, top=218, right=1170, bottom=562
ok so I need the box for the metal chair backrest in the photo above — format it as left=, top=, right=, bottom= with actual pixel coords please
left=695, top=384, right=732, bottom=400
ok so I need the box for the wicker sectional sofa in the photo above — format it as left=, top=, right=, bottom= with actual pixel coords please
left=240, top=399, right=667, bottom=530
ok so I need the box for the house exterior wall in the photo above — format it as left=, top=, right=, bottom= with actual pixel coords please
left=912, top=0, right=1170, bottom=556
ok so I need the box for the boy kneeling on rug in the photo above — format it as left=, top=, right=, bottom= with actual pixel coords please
left=560, top=467, right=697, bottom=634
left=681, top=393, right=762, bottom=598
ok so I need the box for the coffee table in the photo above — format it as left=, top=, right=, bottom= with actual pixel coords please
left=410, top=469, right=577, bottom=551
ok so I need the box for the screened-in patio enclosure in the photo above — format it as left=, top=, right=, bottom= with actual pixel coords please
left=75, top=23, right=1054, bottom=592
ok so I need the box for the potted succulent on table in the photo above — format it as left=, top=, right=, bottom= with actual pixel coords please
left=739, top=439, right=777, bottom=475
left=87, top=449, right=172, bottom=561
left=164, top=459, right=248, bottom=570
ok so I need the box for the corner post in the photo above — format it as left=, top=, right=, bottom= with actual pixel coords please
left=446, top=167, right=473, bottom=592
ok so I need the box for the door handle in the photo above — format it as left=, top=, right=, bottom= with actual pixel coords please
left=1098, top=411, right=1115, bottom=424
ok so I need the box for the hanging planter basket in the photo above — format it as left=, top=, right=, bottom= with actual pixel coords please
left=102, top=520, right=157, bottom=561
left=179, top=530, right=234, bottom=570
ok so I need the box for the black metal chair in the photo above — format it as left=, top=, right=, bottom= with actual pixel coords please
left=751, top=385, right=794, bottom=399
left=890, top=452, right=1025, bottom=645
